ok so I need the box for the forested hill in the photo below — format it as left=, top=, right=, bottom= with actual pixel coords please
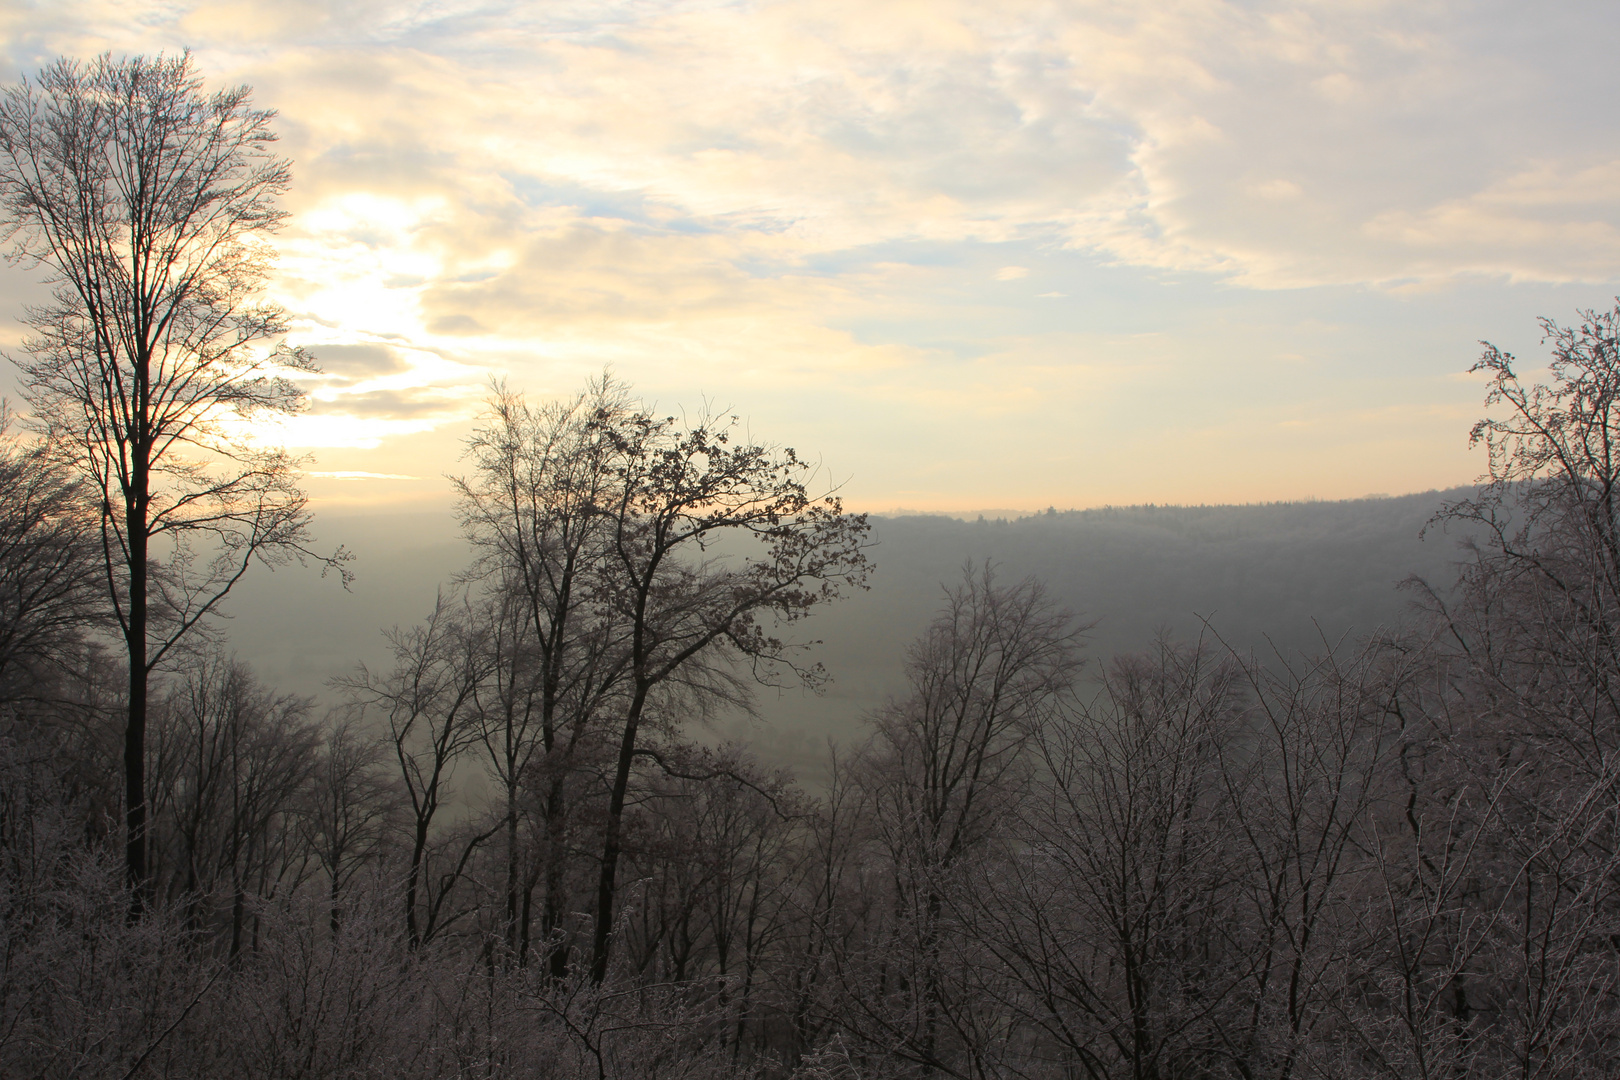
left=864, top=487, right=1476, bottom=661
left=230, top=487, right=1479, bottom=766
left=726, top=487, right=1478, bottom=766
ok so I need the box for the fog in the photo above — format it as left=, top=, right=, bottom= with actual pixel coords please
left=227, top=488, right=1474, bottom=775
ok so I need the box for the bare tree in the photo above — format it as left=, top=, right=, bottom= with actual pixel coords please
left=144, top=651, right=319, bottom=956
left=779, top=745, right=880, bottom=1067
left=0, top=414, right=99, bottom=703
left=339, top=592, right=496, bottom=946
left=1212, top=635, right=1407, bottom=1079
left=1430, top=303, right=1620, bottom=756
left=0, top=53, right=346, bottom=906
left=305, top=714, right=399, bottom=935
left=616, top=742, right=808, bottom=1055
left=971, top=638, right=1245, bottom=1080
left=455, top=378, right=633, bottom=971
left=587, top=401, right=871, bottom=983
left=835, top=565, right=1086, bottom=1077
left=1395, top=306, right=1620, bottom=1074
left=868, top=565, right=1085, bottom=875
left=468, top=584, right=549, bottom=962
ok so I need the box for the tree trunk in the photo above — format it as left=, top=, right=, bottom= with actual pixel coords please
left=406, top=818, right=429, bottom=945
left=122, top=667, right=146, bottom=901
left=542, top=773, right=570, bottom=979
left=519, top=859, right=540, bottom=968
left=124, top=482, right=150, bottom=917
left=504, top=790, right=520, bottom=959
left=330, top=868, right=342, bottom=936
left=590, top=686, right=647, bottom=983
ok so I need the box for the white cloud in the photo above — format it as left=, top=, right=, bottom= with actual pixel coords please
left=10, top=1, right=1619, bottom=294
left=3, top=0, right=1615, bottom=509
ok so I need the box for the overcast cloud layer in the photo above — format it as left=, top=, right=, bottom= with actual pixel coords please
left=3, top=0, right=1619, bottom=511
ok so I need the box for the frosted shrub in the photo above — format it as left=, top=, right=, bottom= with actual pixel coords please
left=0, top=744, right=211, bottom=1078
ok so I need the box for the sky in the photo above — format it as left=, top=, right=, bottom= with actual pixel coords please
left=3, top=0, right=1620, bottom=515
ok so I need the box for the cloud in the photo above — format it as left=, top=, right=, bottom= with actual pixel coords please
left=309, top=343, right=411, bottom=378
left=308, top=387, right=462, bottom=419
left=10, top=1, right=1620, bottom=295
left=1359, top=160, right=1620, bottom=283
left=3, top=0, right=1615, bottom=511
left=306, top=470, right=419, bottom=480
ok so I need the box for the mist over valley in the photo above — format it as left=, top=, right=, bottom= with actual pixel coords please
left=229, top=488, right=1477, bottom=776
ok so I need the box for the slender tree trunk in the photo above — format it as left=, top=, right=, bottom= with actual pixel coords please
left=920, top=885, right=943, bottom=1071
left=590, top=685, right=647, bottom=983
left=122, top=673, right=146, bottom=896
left=231, top=879, right=247, bottom=959
left=505, top=788, right=520, bottom=959
left=329, top=787, right=344, bottom=935
left=542, top=774, right=570, bottom=979
left=406, top=818, right=429, bottom=945
left=735, top=880, right=763, bottom=1056
left=329, top=866, right=342, bottom=936
left=519, top=857, right=541, bottom=968
left=124, top=478, right=150, bottom=916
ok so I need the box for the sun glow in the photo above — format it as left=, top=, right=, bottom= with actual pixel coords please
left=275, top=194, right=451, bottom=337
left=271, top=412, right=445, bottom=451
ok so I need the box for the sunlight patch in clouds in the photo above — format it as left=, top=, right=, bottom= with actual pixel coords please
left=267, top=412, right=447, bottom=451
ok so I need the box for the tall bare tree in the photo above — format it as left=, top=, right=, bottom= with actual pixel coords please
left=1432, top=303, right=1620, bottom=733
left=456, top=378, right=870, bottom=981
left=834, top=565, right=1086, bottom=1076
left=145, top=651, right=319, bottom=953
left=1390, top=306, right=1620, bottom=1076
left=455, top=378, right=633, bottom=972
left=0, top=53, right=345, bottom=905
left=975, top=639, right=1245, bottom=1079
left=306, top=714, right=399, bottom=936
left=588, top=403, right=871, bottom=982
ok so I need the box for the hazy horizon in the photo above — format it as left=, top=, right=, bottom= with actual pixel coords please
left=299, top=475, right=1474, bottom=522
left=225, top=488, right=1475, bottom=777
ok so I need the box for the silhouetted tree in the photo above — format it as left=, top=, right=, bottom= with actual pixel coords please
left=1433, top=303, right=1620, bottom=741
left=146, top=650, right=319, bottom=953
left=340, top=592, right=496, bottom=946
left=971, top=638, right=1246, bottom=1079
left=0, top=53, right=346, bottom=907
left=587, top=401, right=871, bottom=982
left=305, top=714, right=399, bottom=935
left=455, top=378, right=634, bottom=972
left=834, top=565, right=1086, bottom=1076
left=1215, top=638, right=1403, bottom=1077
left=1393, top=305, right=1620, bottom=1076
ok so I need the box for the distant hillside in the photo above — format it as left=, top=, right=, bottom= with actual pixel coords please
left=867, top=489, right=1478, bottom=659
left=223, top=489, right=1479, bottom=775
left=723, top=488, right=1478, bottom=770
